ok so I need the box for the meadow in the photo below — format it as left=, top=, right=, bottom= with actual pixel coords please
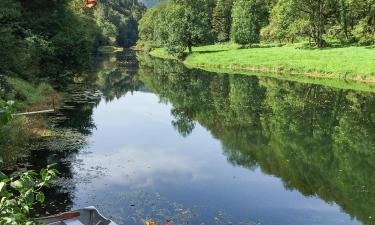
left=150, top=44, right=375, bottom=84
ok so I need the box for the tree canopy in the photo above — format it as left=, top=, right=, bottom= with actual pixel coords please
left=231, top=0, right=268, bottom=45
left=138, top=0, right=375, bottom=51
left=0, top=0, right=145, bottom=87
left=138, top=0, right=212, bottom=57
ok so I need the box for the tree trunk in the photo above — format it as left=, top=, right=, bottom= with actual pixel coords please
left=188, top=45, right=192, bottom=53
left=315, top=0, right=325, bottom=48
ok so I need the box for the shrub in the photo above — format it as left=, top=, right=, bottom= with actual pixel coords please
left=0, top=165, right=58, bottom=225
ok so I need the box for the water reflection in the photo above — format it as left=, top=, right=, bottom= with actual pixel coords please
left=13, top=51, right=375, bottom=225
left=137, top=54, right=375, bottom=225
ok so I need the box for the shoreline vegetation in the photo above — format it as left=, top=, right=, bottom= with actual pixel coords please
left=148, top=43, right=375, bottom=91
left=0, top=0, right=147, bottom=168
left=137, top=0, right=375, bottom=91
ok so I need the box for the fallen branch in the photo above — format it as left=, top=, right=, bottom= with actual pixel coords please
left=13, top=109, right=55, bottom=116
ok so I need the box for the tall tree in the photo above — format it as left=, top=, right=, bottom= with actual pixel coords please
left=350, top=0, right=375, bottom=44
left=138, top=2, right=168, bottom=46
left=0, top=0, right=23, bottom=76
left=231, top=0, right=268, bottom=45
left=150, top=0, right=212, bottom=57
left=212, top=0, right=233, bottom=42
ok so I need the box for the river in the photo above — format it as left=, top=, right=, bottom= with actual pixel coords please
left=15, top=51, right=375, bottom=225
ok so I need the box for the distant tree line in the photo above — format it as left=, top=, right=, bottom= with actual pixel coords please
left=94, top=0, right=146, bottom=48
left=138, top=0, right=375, bottom=56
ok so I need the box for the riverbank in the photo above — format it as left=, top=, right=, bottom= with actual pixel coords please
left=0, top=77, right=61, bottom=167
left=150, top=44, right=375, bottom=88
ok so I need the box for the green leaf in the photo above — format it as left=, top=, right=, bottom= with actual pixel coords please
left=0, top=182, right=5, bottom=192
left=23, top=205, right=30, bottom=213
left=21, top=177, right=36, bottom=189
left=10, top=180, right=23, bottom=189
left=24, top=191, right=34, bottom=205
left=47, top=163, right=57, bottom=169
left=40, top=169, right=47, bottom=181
left=36, top=192, right=45, bottom=203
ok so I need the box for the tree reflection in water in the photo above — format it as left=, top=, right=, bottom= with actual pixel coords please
left=137, top=54, right=375, bottom=225
left=4, top=51, right=374, bottom=225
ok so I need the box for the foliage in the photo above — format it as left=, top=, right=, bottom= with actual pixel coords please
left=231, top=0, right=269, bottom=45
left=92, top=0, right=146, bottom=48
left=0, top=0, right=145, bottom=162
left=264, top=0, right=375, bottom=46
left=0, top=165, right=58, bottom=225
left=0, top=116, right=33, bottom=167
left=261, top=0, right=309, bottom=43
left=138, top=0, right=213, bottom=57
left=0, top=0, right=146, bottom=89
left=138, top=3, right=169, bottom=49
left=0, top=100, right=16, bottom=126
left=212, top=0, right=234, bottom=42
left=0, top=0, right=99, bottom=84
left=139, top=0, right=374, bottom=49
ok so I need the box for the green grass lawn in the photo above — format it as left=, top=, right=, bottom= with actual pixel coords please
left=150, top=44, right=375, bottom=84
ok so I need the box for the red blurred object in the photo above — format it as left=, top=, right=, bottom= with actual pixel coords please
left=86, top=0, right=97, bottom=8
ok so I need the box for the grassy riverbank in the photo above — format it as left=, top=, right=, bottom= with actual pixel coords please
left=150, top=44, right=375, bottom=86
left=0, top=77, right=60, bottom=167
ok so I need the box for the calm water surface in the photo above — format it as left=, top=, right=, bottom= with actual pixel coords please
left=26, top=52, right=375, bottom=225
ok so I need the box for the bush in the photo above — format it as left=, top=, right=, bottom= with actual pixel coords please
left=353, top=20, right=375, bottom=46
left=0, top=165, right=58, bottom=225
left=0, top=100, right=16, bottom=126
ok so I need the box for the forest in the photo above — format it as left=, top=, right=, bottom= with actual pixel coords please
left=138, top=0, right=375, bottom=56
left=0, top=0, right=146, bottom=169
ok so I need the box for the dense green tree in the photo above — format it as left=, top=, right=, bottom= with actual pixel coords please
left=264, top=0, right=339, bottom=47
left=0, top=0, right=23, bottom=77
left=325, top=0, right=375, bottom=44
left=231, top=0, right=268, bottom=45
left=139, top=0, right=374, bottom=48
left=261, top=0, right=310, bottom=43
left=212, top=0, right=234, bottom=42
left=0, top=0, right=101, bottom=83
left=138, top=2, right=169, bottom=48
left=169, top=0, right=212, bottom=54
left=337, top=0, right=351, bottom=41
left=138, top=0, right=212, bottom=56
left=350, top=0, right=375, bottom=44
left=92, top=0, right=146, bottom=48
